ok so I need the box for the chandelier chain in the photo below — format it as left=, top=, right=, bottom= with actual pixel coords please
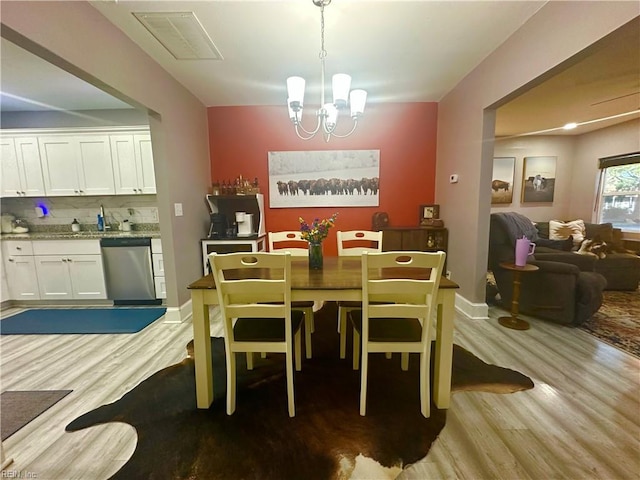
left=319, top=3, right=327, bottom=107
left=319, top=4, right=327, bottom=60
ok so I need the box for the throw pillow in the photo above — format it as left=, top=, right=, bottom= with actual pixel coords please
left=549, top=219, right=585, bottom=246
left=584, top=222, right=614, bottom=244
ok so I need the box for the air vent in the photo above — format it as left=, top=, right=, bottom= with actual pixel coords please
left=133, top=12, right=223, bottom=60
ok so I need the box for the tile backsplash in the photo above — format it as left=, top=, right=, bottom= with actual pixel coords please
left=0, top=195, right=159, bottom=230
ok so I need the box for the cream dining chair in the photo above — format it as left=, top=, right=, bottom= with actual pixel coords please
left=336, top=230, right=383, bottom=359
left=268, top=231, right=315, bottom=359
left=209, top=251, right=304, bottom=417
left=349, top=250, right=446, bottom=417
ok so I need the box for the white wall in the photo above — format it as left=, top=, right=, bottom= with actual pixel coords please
left=435, top=3, right=638, bottom=309
left=572, top=118, right=640, bottom=222
left=493, top=136, right=576, bottom=221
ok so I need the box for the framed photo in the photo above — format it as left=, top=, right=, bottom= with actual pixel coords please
left=522, top=156, right=556, bottom=203
left=491, top=157, right=515, bottom=204
left=420, top=204, right=439, bottom=221
left=268, top=150, right=380, bottom=208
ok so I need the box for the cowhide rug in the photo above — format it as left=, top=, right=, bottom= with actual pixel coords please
left=66, top=302, right=533, bottom=479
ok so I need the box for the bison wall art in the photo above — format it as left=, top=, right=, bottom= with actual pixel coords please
left=491, top=157, right=515, bottom=204
left=521, top=156, right=556, bottom=203
left=268, top=150, right=380, bottom=208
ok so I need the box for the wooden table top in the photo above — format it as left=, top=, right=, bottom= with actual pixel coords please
left=189, top=256, right=459, bottom=291
left=499, top=262, right=540, bottom=272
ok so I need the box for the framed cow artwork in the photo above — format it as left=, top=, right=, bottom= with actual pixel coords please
left=522, top=156, right=557, bottom=203
left=268, top=150, right=380, bottom=208
left=491, top=157, right=515, bottom=204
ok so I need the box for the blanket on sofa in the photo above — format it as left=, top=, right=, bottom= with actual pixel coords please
left=492, top=212, right=539, bottom=244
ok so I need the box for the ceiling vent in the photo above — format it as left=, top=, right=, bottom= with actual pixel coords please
left=133, top=12, right=223, bottom=60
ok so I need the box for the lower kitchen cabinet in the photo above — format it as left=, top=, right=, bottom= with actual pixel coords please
left=34, top=254, right=106, bottom=300
left=32, top=240, right=106, bottom=300
left=2, top=240, right=40, bottom=300
left=151, top=238, right=165, bottom=299
left=5, top=254, right=40, bottom=300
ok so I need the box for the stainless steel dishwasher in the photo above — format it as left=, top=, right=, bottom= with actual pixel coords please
left=100, top=237, right=159, bottom=305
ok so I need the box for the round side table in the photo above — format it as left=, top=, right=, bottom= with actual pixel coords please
left=498, top=262, right=539, bottom=330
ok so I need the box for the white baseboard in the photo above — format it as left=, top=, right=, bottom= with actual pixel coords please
left=164, top=299, right=192, bottom=323
left=454, top=293, right=489, bottom=320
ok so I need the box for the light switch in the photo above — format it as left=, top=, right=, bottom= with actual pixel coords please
left=174, top=203, right=183, bottom=216
left=449, top=174, right=459, bottom=184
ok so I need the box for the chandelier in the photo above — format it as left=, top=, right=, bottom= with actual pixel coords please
left=286, top=0, right=367, bottom=142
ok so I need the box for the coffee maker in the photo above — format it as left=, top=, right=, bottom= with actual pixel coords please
left=235, top=212, right=254, bottom=237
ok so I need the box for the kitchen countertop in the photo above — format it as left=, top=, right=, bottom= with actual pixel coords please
left=1, top=230, right=161, bottom=240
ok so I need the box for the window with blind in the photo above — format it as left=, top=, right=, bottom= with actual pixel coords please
left=597, top=152, right=640, bottom=233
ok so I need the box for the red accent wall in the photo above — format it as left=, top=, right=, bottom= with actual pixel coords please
left=207, top=102, right=438, bottom=255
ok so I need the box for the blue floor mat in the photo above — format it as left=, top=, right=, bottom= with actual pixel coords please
left=0, top=308, right=166, bottom=334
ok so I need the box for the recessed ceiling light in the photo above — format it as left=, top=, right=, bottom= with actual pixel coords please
left=563, top=122, right=577, bottom=130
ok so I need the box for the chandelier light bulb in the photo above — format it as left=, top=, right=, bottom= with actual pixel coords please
left=350, top=89, right=367, bottom=118
left=323, top=103, right=338, bottom=129
left=332, top=74, right=351, bottom=109
left=287, top=76, right=306, bottom=111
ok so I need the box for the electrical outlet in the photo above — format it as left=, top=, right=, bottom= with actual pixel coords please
left=446, top=270, right=452, bottom=279
left=174, top=203, right=183, bottom=217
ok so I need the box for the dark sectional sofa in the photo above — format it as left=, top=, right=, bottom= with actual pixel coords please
left=535, top=221, right=640, bottom=291
left=489, top=212, right=607, bottom=326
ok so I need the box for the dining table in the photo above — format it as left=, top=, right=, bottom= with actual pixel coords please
left=187, top=256, right=459, bottom=410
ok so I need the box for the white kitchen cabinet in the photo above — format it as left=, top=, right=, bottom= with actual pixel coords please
left=33, top=240, right=106, bottom=300
left=2, top=240, right=40, bottom=300
left=0, top=136, right=46, bottom=197
left=110, top=133, right=156, bottom=195
left=38, top=134, right=116, bottom=196
left=151, top=238, right=165, bottom=299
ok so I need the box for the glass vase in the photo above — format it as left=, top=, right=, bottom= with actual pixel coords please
left=308, top=241, right=323, bottom=270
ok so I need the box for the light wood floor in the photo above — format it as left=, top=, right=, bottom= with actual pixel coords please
left=1, top=304, right=638, bottom=480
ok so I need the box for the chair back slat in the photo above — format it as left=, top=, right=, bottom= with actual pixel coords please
left=337, top=230, right=383, bottom=256
left=269, top=231, right=309, bottom=256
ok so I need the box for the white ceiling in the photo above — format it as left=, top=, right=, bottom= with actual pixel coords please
left=1, top=1, right=638, bottom=137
